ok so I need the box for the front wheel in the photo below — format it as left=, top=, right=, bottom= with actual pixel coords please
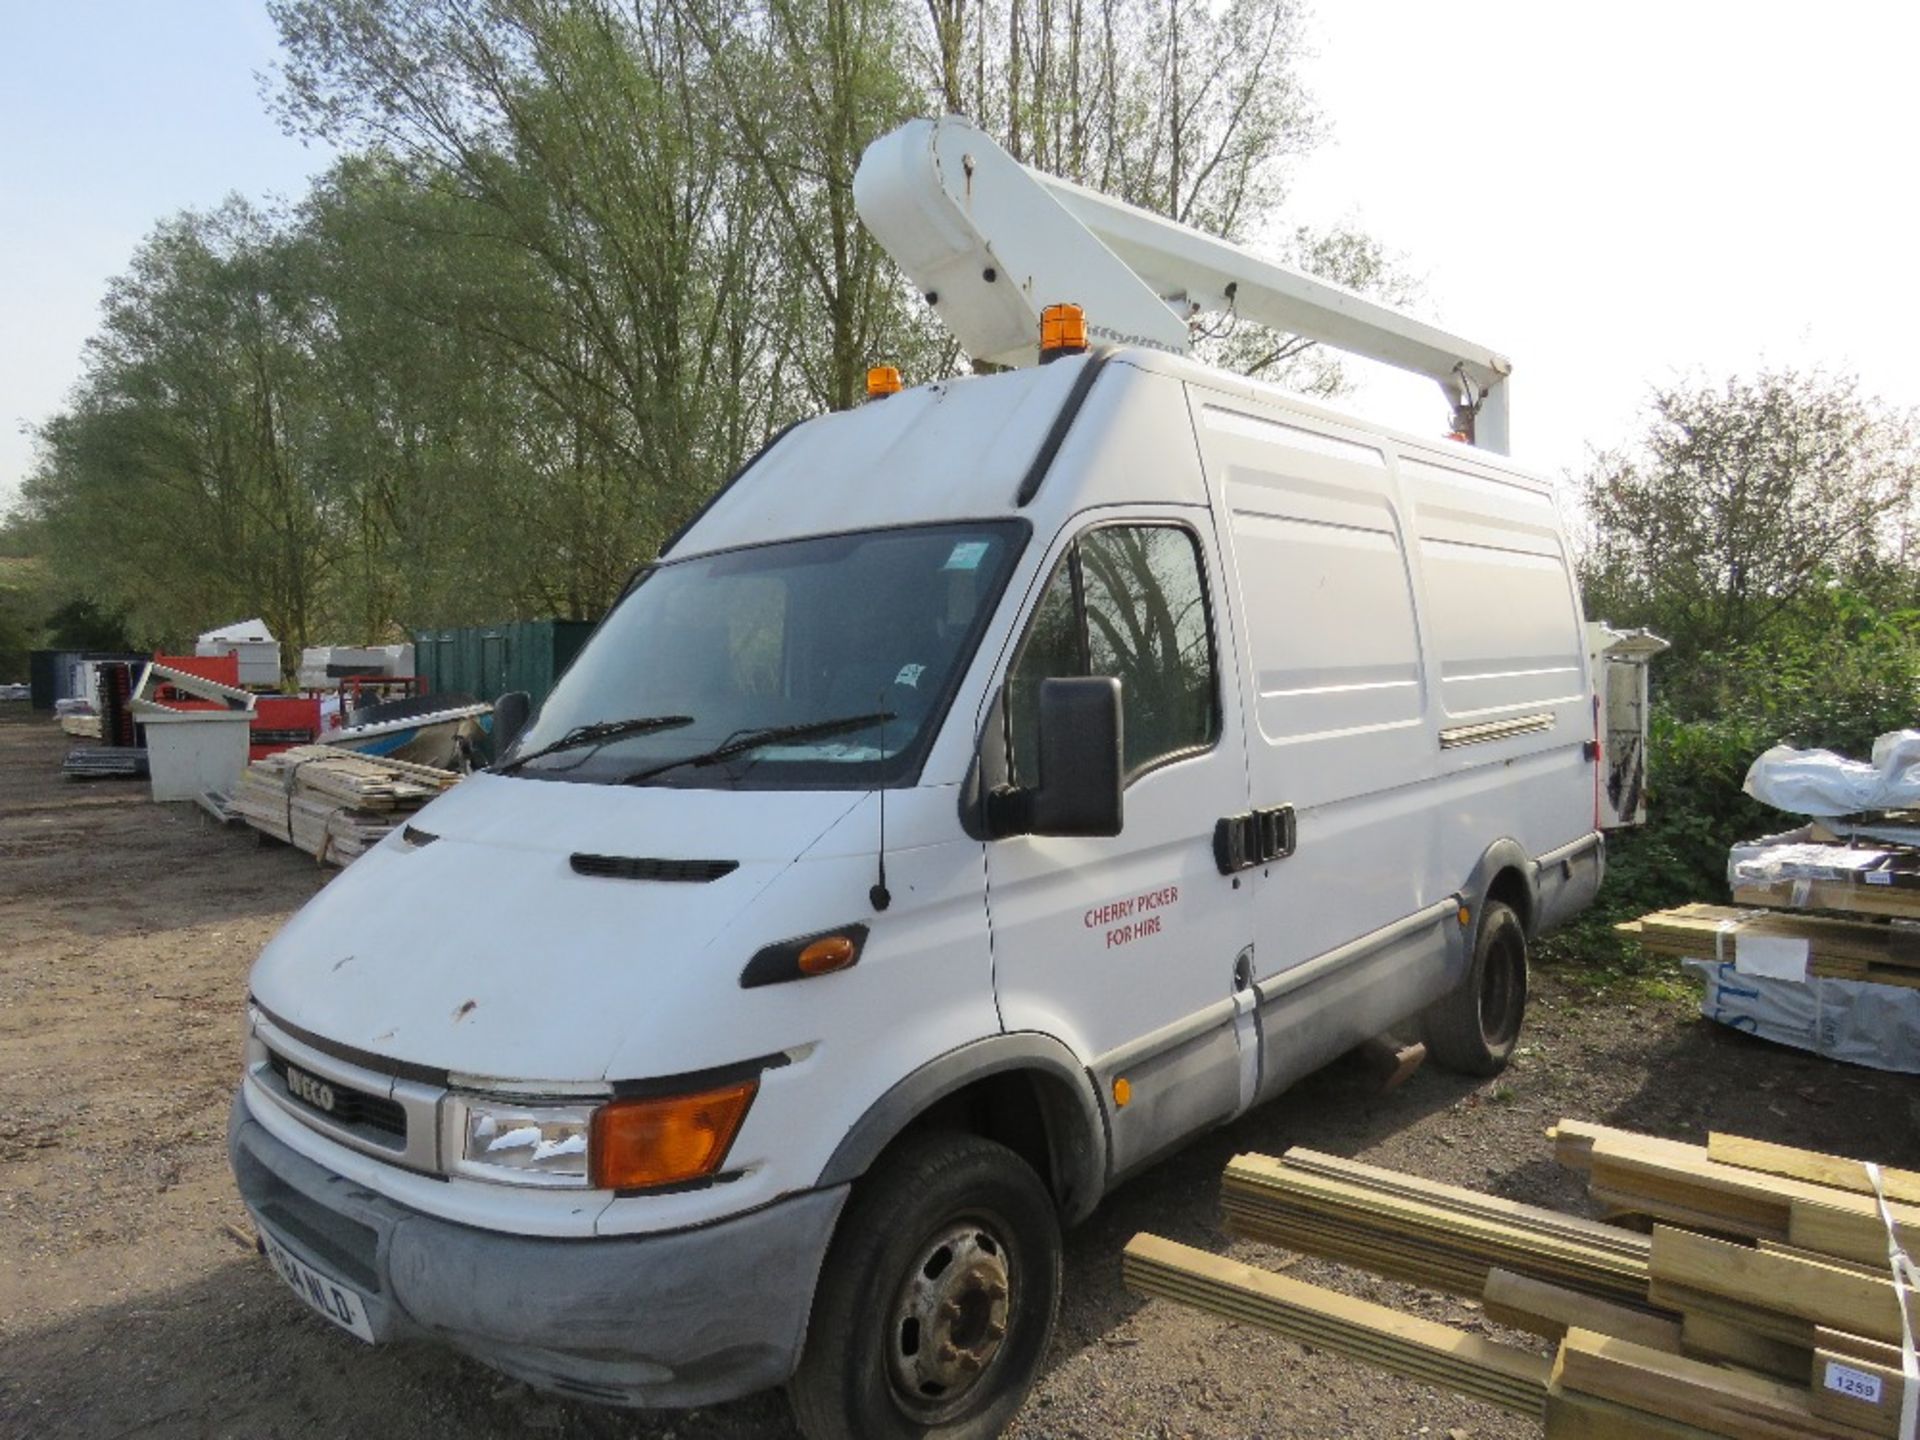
left=1422, top=898, right=1528, bottom=1077
left=788, top=1132, right=1062, bottom=1440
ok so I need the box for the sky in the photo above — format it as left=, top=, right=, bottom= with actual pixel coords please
left=2, top=1, right=1917, bottom=510
left=0, top=2, right=332, bottom=509
left=1283, top=1, right=1920, bottom=478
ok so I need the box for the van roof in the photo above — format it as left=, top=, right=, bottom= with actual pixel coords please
left=670, top=348, right=1553, bottom=559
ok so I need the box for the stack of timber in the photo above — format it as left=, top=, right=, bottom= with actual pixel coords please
left=1624, top=903, right=1920, bottom=990
left=1729, top=830, right=1920, bottom=922
left=1123, top=1121, right=1920, bottom=1438
left=1220, top=1149, right=1651, bottom=1304
left=230, top=745, right=458, bottom=865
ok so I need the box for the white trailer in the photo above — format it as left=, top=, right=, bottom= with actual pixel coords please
left=229, top=116, right=1652, bottom=1439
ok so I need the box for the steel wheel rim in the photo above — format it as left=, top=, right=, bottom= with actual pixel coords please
left=1479, top=924, right=1525, bottom=1047
left=885, top=1217, right=1016, bottom=1421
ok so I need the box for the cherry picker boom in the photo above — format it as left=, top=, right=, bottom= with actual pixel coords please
left=854, top=116, right=1514, bottom=453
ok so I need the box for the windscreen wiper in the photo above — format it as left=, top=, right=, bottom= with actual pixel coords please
left=617, top=711, right=896, bottom=786
left=494, top=714, right=694, bottom=774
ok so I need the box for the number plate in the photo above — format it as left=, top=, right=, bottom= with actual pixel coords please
left=261, top=1231, right=376, bottom=1343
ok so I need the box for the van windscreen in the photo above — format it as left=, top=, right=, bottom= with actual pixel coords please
left=500, top=521, right=1027, bottom=789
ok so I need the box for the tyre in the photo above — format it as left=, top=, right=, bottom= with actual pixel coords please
left=788, top=1132, right=1063, bottom=1440
left=1422, top=899, right=1528, bottom=1077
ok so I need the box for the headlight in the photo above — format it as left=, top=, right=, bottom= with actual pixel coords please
left=446, top=1080, right=758, bottom=1191
left=452, top=1098, right=595, bottom=1187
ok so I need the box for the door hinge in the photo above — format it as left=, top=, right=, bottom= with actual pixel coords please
left=1213, top=805, right=1295, bottom=874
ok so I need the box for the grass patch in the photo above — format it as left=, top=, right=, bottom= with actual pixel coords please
left=1536, top=922, right=1696, bottom=1006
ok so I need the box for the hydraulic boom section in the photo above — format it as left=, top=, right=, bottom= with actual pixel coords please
left=854, top=117, right=1514, bottom=453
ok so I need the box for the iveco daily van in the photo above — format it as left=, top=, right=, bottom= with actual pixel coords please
left=230, top=117, right=1623, bottom=1440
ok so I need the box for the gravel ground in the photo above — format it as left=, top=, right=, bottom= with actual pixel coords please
left=5, top=702, right=1920, bottom=1440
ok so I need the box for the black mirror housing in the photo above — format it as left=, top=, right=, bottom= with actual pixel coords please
left=1028, top=676, right=1124, bottom=837
left=492, top=690, right=533, bottom=759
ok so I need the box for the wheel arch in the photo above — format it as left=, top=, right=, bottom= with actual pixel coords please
left=1464, top=838, right=1538, bottom=937
left=816, top=1034, right=1108, bottom=1225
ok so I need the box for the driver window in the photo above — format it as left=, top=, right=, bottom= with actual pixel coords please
left=1007, top=558, right=1083, bottom=788
left=1006, top=524, right=1218, bottom=787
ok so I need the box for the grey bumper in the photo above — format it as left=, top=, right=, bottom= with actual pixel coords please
left=229, top=1088, right=848, bottom=1408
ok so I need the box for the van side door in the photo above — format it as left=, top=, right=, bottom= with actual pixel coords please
left=1188, top=393, right=1458, bottom=1099
left=983, top=513, right=1254, bottom=1183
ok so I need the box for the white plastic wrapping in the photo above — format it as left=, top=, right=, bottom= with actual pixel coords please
left=1728, top=824, right=1904, bottom=891
left=1744, top=730, right=1920, bottom=817
left=1686, top=958, right=1920, bottom=1073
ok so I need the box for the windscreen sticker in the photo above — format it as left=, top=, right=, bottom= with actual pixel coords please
left=1085, top=885, right=1180, bottom=949
left=943, top=541, right=990, bottom=571
left=894, top=663, right=926, bottom=689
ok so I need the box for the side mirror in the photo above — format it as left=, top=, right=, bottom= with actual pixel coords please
left=1028, top=676, right=1124, bottom=837
left=492, top=690, right=532, bottom=759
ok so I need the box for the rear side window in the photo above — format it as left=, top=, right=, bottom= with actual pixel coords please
left=1007, top=524, right=1218, bottom=785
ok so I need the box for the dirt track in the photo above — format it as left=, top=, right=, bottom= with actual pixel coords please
left=6, top=703, right=1920, bottom=1439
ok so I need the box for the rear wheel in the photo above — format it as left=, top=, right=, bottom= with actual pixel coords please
left=1422, top=899, right=1528, bottom=1077
left=788, top=1132, right=1062, bottom=1440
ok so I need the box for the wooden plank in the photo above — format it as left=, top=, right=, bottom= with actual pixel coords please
left=1710, top=1133, right=1920, bottom=1208
left=1588, top=1183, right=1770, bottom=1243
left=1555, top=1327, right=1875, bottom=1440
left=1650, top=1281, right=1815, bottom=1351
left=1227, top=1155, right=1649, bottom=1270
left=1790, top=1196, right=1907, bottom=1269
left=1815, top=1328, right=1906, bottom=1369
left=1757, top=1240, right=1888, bottom=1279
left=1123, top=1233, right=1553, bottom=1415
left=1734, top=879, right=1920, bottom=922
left=1587, top=1146, right=1792, bottom=1240
left=1482, top=1267, right=1680, bottom=1351
left=1552, top=1120, right=1710, bottom=1175
left=1649, top=1225, right=1903, bottom=1345
left=1267, top=1150, right=1650, bottom=1256
left=1543, top=1382, right=1725, bottom=1439
left=1678, top=1311, right=1807, bottom=1382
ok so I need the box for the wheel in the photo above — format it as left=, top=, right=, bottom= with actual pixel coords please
left=1422, top=899, right=1528, bottom=1077
left=788, top=1132, right=1062, bottom=1440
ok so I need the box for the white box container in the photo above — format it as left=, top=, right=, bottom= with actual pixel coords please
left=198, top=619, right=282, bottom=687
left=137, top=709, right=255, bottom=802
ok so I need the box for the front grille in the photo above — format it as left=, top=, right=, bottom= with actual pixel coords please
left=268, top=1052, right=407, bottom=1139
left=570, top=853, right=738, bottom=883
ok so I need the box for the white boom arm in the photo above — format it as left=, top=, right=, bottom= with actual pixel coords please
left=854, top=117, right=1514, bottom=453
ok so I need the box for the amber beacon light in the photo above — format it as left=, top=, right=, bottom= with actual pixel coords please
left=866, top=365, right=903, bottom=399
left=1039, top=302, right=1088, bottom=362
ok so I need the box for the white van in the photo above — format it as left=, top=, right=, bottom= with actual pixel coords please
left=229, top=336, right=1612, bottom=1437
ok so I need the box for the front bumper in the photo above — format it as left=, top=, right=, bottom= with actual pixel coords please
left=228, top=1087, right=848, bottom=1408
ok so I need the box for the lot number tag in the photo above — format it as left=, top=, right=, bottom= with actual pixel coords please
left=1823, top=1359, right=1884, bottom=1406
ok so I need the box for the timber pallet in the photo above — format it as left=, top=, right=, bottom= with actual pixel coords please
left=1625, top=903, right=1920, bottom=988
left=231, top=746, right=459, bottom=866
left=1125, top=1122, right=1918, bottom=1438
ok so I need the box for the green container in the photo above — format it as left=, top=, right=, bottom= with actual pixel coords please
left=412, top=619, right=595, bottom=711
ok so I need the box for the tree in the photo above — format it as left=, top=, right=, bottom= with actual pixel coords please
left=909, top=0, right=1405, bottom=393
left=270, top=0, right=786, bottom=549
left=24, top=201, right=346, bottom=672
left=1578, top=370, right=1920, bottom=666
left=21, top=0, right=1418, bottom=662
